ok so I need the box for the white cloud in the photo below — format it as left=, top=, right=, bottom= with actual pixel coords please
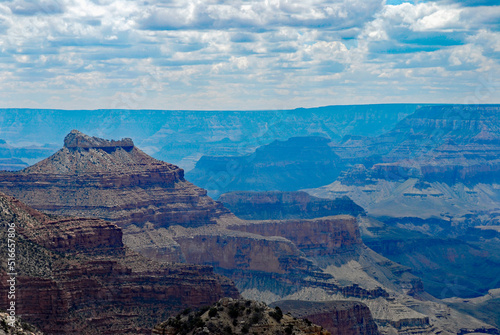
left=0, top=0, right=498, bottom=109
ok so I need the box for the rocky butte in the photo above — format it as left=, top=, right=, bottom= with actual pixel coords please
left=0, top=130, right=497, bottom=335
left=1, top=129, right=229, bottom=229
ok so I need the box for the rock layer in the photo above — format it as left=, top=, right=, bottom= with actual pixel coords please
left=219, top=191, right=365, bottom=220
left=0, top=192, right=239, bottom=335
left=227, top=215, right=363, bottom=257
left=271, top=300, right=380, bottom=335
left=0, top=130, right=229, bottom=229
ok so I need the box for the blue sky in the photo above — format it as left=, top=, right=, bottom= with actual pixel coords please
left=0, top=0, right=499, bottom=110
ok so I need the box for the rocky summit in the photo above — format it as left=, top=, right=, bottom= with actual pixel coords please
left=0, top=192, right=239, bottom=335
left=0, top=129, right=229, bottom=229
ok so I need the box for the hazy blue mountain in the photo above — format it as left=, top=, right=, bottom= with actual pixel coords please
left=0, top=104, right=420, bottom=170
left=187, top=136, right=346, bottom=197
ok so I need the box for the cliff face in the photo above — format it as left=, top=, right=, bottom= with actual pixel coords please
left=0, top=192, right=239, bottom=335
left=174, top=232, right=314, bottom=274
left=227, top=216, right=363, bottom=257
left=219, top=191, right=365, bottom=220
left=271, top=300, right=379, bottom=335
left=0, top=130, right=229, bottom=229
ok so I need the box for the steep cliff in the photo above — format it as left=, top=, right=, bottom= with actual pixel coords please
left=271, top=300, right=380, bottom=335
left=0, top=192, right=239, bottom=335
left=226, top=216, right=363, bottom=257
left=219, top=191, right=365, bottom=220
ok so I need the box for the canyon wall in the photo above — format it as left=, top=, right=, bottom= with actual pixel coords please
left=0, top=192, right=239, bottom=335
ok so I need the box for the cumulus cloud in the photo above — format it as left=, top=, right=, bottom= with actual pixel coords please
left=0, top=0, right=498, bottom=109
left=138, top=0, right=383, bottom=31
left=6, top=0, right=65, bottom=16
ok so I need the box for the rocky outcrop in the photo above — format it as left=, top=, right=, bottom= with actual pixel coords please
left=226, top=215, right=363, bottom=257
left=0, top=130, right=229, bottom=229
left=0, top=312, right=43, bottom=335
left=219, top=191, right=365, bottom=220
left=174, top=230, right=315, bottom=274
left=153, top=298, right=331, bottom=335
left=271, top=300, right=379, bottom=335
left=0, top=192, right=239, bottom=335
left=63, top=130, right=134, bottom=149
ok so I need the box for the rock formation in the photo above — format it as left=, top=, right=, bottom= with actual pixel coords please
left=270, top=300, right=380, bottom=335
left=1, top=130, right=497, bottom=334
left=0, top=312, right=42, bottom=335
left=219, top=191, right=365, bottom=220
left=0, top=130, right=229, bottom=229
left=153, top=298, right=331, bottom=335
left=187, top=136, right=346, bottom=197
left=0, top=131, right=415, bottom=300
left=0, top=192, right=239, bottom=335
left=0, top=105, right=419, bottom=171
left=226, top=215, right=363, bottom=257
left=301, top=105, right=500, bottom=303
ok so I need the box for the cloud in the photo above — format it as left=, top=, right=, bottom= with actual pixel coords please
left=138, top=0, right=383, bottom=31
left=6, top=0, right=65, bottom=16
left=0, top=0, right=498, bottom=110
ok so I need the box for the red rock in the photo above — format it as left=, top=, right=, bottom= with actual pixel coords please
left=226, top=215, right=363, bottom=257
left=272, top=300, right=380, bottom=335
left=0, top=192, right=239, bottom=335
left=0, top=130, right=229, bottom=229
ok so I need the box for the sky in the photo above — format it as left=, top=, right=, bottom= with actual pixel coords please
left=0, top=0, right=499, bottom=110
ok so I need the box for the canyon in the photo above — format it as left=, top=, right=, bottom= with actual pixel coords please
left=0, top=105, right=420, bottom=171
left=0, top=192, right=239, bottom=334
left=0, top=129, right=496, bottom=334
left=186, top=105, right=500, bottom=302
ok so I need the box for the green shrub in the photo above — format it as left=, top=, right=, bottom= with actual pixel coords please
left=250, top=311, right=263, bottom=325
left=208, top=307, right=218, bottom=318
left=269, top=306, right=283, bottom=322
left=228, top=305, right=240, bottom=319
